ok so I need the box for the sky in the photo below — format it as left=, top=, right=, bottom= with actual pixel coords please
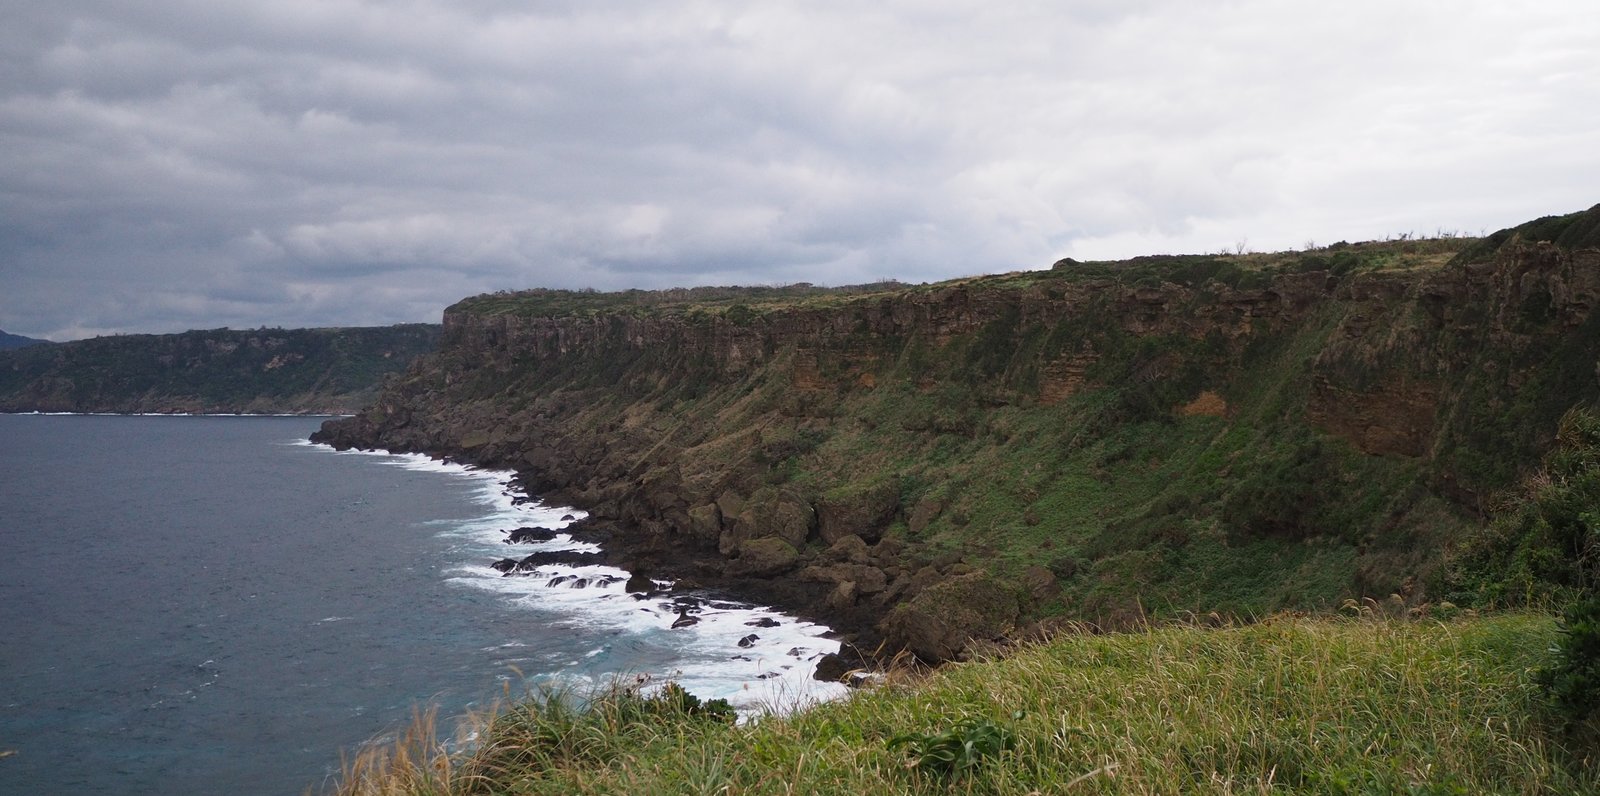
left=2, top=2, right=1597, bottom=341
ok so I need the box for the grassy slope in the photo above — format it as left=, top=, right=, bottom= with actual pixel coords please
left=335, top=613, right=1593, bottom=795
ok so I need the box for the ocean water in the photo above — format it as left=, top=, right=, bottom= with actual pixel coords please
left=0, top=414, right=843, bottom=795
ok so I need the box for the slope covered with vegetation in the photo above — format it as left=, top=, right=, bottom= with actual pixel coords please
left=0, top=324, right=440, bottom=414
left=316, top=205, right=1600, bottom=661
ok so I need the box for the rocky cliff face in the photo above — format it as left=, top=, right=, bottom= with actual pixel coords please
left=315, top=207, right=1600, bottom=665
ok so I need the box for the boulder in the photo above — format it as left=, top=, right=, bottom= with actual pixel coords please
left=504, top=526, right=557, bottom=544
left=908, top=562, right=940, bottom=594
left=731, top=536, right=800, bottom=577
left=813, top=649, right=864, bottom=683
left=879, top=571, right=1021, bottom=662
left=721, top=487, right=815, bottom=554
left=907, top=496, right=945, bottom=534
left=715, top=490, right=746, bottom=523
left=825, top=534, right=871, bottom=564
left=1021, top=564, right=1060, bottom=603
left=510, top=549, right=602, bottom=571
left=825, top=580, right=858, bottom=611
left=817, top=479, right=901, bottom=544
left=686, top=503, right=722, bottom=544
left=799, top=563, right=887, bottom=594
left=871, top=536, right=907, bottom=563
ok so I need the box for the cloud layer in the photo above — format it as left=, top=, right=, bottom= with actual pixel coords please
left=3, top=1, right=1597, bottom=339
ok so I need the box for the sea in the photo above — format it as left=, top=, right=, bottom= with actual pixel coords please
left=0, top=414, right=844, bottom=795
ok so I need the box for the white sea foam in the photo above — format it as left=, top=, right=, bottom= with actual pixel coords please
left=298, top=441, right=849, bottom=714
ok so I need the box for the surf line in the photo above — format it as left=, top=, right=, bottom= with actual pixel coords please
left=296, top=440, right=850, bottom=713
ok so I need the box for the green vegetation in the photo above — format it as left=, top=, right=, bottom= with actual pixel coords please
left=1449, top=409, right=1600, bottom=608
left=452, top=237, right=1478, bottom=325
left=0, top=324, right=439, bottom=413
left=1448, top=407, right=1600, bottom=733
left=454, top=282, right=912, bottom=321
left=332, top=614, right=1594, bottom=794
left=1454, top=203, right=1600, bottom=264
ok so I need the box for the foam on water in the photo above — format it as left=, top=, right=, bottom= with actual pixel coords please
left=300, top=441, right=849, bottom=713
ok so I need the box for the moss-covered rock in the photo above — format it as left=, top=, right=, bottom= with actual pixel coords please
left=879, top=571, right=1021, bottom=662
left=817, top=478, right=901, bottom=544
left=733, top=536, right=800, bottom=577
left=721, top=487, right=815, bottom=554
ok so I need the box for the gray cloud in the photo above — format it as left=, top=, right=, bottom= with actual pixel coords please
left=2, top=1, right=1597, bottom=339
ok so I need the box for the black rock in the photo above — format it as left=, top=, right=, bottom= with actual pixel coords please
left=513, top=550, right=601, bottom=571
left=625, top=571, right=654, bottom=593
left=812, top=652, right=859, bottom=683
left=570, top=578, right=589, bottom=589
left=490, top=558, right=519, bottom=573
left=561, top=514, right=576, bottom=521
left=505, top=526, right=558, bottom=544
left=737, top=634, right=760, bottom=648
left=745, top=617, right=781, bottom=628
left=671, top=608, right=699, bottom=629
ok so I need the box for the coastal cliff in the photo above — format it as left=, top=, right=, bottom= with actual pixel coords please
left=314, top=206, right=1600, bottom=663
left=0, top=324, right=441, bottom=415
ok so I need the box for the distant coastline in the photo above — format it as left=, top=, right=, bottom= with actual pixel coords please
left=0, top=324, right=439, bottom=415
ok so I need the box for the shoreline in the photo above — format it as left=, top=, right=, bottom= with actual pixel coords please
left=301, top=438, right=855, bottom=710
left=307, top=424, right=884, bottom=680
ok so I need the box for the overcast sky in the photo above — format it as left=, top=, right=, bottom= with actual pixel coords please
left=2, top=1, right=1597, bottom=340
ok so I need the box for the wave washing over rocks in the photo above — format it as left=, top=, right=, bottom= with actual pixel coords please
left=297, top=440, right=850, bottom=714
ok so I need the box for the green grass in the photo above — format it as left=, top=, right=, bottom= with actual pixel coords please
left=329, top=613, right=1594, bottom=795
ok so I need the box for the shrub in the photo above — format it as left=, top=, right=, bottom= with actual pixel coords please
left=1542, top=592, right=1600, bottom=727
left=887, top=712, right=1020, bottom=777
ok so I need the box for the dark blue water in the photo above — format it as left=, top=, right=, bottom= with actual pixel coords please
left=0, top=415, right=840, bottom=795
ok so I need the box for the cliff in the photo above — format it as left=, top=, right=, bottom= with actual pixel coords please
left=314, top=205, right=1600, bottom=663
left=0, top=324, right=441, bottom=415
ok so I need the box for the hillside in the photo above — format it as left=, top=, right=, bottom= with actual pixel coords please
left=0, top=324, right=441, bottom=415
left=313, top=205, right=1600, bottom=664
left=0, top=328, right=51, bottom=350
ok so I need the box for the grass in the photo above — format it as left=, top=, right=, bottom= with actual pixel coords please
left=325, top=613, right=1594, bottom=795
left=449, top=236, right=1480, bottom=324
